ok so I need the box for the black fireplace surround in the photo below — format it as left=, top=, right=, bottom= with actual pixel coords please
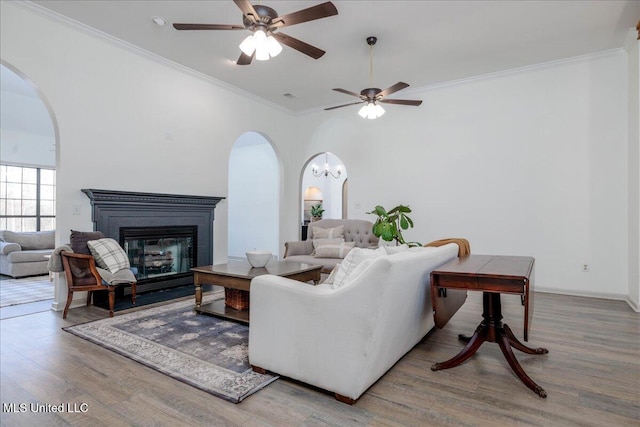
left=82, top=189, right=224, bottom=296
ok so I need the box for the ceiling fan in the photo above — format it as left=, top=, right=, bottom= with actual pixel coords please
left=173, top=0, right=338, bottom=65
left=325, top=36, right=422, bottom=119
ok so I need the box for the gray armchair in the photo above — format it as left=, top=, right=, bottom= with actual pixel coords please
left=284, top=219, right=379, bottom=273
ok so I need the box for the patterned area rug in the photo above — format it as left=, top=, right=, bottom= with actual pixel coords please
left=64, top=295, right=278, bottom=403
left=0, top=275, right=53, bottom=307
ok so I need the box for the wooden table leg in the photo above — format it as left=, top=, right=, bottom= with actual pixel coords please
left=431, top=292, right=548, bottom=397
left=503, top=324, right=548, bottom=355
left=194, top=282, right=202, bottom=310
left=497, top=327, right=547, bottom=398
left=431, top=324, right=487, bottom=371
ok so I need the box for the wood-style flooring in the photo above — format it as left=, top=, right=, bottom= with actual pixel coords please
left=1, top=291, right=638, bottom=426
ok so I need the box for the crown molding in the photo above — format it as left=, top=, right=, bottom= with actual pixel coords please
left=298, top=48, right=625, bottom=116
left=17, top=1, right=293, bottom=115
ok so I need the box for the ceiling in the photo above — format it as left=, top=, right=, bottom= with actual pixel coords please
left=25, top=0, right=640, bottom=113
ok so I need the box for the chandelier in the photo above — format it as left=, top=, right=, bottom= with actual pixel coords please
left=311, top=153, right=342, bottom=179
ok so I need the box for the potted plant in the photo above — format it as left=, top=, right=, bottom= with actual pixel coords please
left=310, top=203, right=325, bottom=222
left=367, top=204, right=421, bottom=246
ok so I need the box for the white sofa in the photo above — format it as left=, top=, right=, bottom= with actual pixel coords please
left=248, top=243, right=460, bottom=403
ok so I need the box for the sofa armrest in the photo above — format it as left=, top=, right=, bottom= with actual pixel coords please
left=0, top=241, right=21, bottom=255
left=283, top=240, right=313, bottom=257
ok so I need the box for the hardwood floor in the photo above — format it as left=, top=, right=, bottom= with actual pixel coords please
left=1, top=291, right=638, bottom=426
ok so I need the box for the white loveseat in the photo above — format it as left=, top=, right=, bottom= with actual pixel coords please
left=249, top=243, right=461, bottom=403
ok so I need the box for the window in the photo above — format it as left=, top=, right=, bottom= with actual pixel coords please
left=0, top=165, right=56, bottom=231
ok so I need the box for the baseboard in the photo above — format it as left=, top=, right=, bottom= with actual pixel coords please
left=535, top=287, right=637, bottom=310
left=625, top=296, right=640, bottom=312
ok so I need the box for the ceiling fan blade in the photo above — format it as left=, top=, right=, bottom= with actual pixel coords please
left=272, top=32, right=325, bottom=59
left=379, top=82, right=410, bottom=98
left=333, top=88, right=362, bottom=98
left=233, top=0, right=259, bottom=22
left=271, top=2, right=338, bottom=28
left=173, top=23, right=244, bottom=30
left=379, top=99, right=423, bottom=106
left=325, top=101, right=366, bottom=111
left=236, top=51, right=254, bottom=65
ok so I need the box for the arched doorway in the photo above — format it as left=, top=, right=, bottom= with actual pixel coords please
left=300, top=152, right=348, bottom=233
left=228, top=132, right=279, bottom=260
left=0, top=63, right=57, bottom=232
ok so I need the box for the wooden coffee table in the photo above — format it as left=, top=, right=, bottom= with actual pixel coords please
left=191, top=261, right=322, bottom=324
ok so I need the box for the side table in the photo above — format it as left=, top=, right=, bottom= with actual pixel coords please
left=430, top=255, right=549, bottom=398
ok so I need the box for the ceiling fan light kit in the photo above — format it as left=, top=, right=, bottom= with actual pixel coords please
left=173, top=0, right=338, bottom=65
left=358, top=102, right=385, bottom=119
left=325, top=36, right=423, bottom=119
left=239, top=29, right=283, bottom=60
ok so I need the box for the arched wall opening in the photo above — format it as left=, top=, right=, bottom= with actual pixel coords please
left=300, top=152, right=348, bottom=229
left=0, top=62, right=58, bottom=232
left=227, top=132, right=280, bottom=260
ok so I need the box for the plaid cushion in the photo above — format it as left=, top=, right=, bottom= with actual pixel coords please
left=87, top=238, right=130, bottom=274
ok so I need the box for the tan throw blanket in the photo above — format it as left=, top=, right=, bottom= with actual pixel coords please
left=424, top=238, right=470, bottom=257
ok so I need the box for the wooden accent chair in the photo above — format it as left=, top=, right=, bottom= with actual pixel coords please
left=60, top=251, right=136, bottom=319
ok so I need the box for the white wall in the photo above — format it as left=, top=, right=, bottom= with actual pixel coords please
left=625, top=29, right=640, bottom=310
left=228, top=132, right=279, bottom=259
left=1, top=2, right=635, bottom=305
left=298, top=50, right=630, bottom=300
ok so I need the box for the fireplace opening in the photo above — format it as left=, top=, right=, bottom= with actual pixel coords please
left=121, top=225, right=197, bottom=283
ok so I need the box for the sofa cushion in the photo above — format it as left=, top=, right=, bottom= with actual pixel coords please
left=71, top=230, right=105, bottom=255
left=284, top=254, right=341, bottom=272
left=87, top=238, right=130, bottom=274
left=314, top=241, right=355, bottom=259
left=332, top=246, right=386, bottom=289
left=311, top=225, right=344, bottom=240
left=7, top=249, right=52, bottom=263
left=0, top=230, right=54, bottom=250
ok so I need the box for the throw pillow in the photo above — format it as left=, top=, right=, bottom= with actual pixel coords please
left=314, top=241, right=355, bottom=259
left=332, top=246, right=386, bottom=289
left=323, top=264, right=341, bottom=285
left=87, top=238, right=130, bottom=274
left=71, top=230, right=105, bottom=255
left=311, top=225, right=344, bottom=240
left=311, top=238, right=345, bottom=255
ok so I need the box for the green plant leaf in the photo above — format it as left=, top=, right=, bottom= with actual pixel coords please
left=405, top=215, right=414, bottom=228
left=400, top=216, right=409, bottom=230
left=380, top=223, right=395, bottom=241
left=367, top=203, right=417, bottom=246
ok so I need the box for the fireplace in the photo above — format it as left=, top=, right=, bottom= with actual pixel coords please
left=82, top=189, right=224, bottom=298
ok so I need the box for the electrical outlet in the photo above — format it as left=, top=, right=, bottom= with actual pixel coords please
left=582, top=264, right=589, bottom=272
